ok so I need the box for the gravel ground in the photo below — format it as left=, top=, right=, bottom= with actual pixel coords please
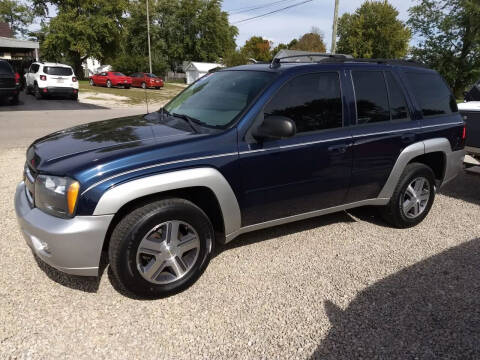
left=0, top=144, right=479, bottom=359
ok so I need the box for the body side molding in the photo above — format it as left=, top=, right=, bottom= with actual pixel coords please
left=93, top=167, right=242, bottom=236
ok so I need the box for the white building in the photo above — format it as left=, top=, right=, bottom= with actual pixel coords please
left=185, top=62, right=223, bottom=84
left=82, top=58, right=112, bottom=77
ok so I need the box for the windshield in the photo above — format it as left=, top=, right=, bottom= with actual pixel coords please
left=146, top=73, right=158, bottom=78
left=44, top=66, right=73, bottom=76
left=164, top=70, right=275, bottom=128
left=114, top=72, right=126, bottom=76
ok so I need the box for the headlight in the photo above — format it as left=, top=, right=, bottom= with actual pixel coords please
left=35, top=175, right=80, bottom=218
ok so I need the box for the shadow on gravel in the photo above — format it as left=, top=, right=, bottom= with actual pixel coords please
left=215, top=211, right=357, bottom=255
left=0, top=92, right=107, bottom=111
left=34, top=252, right=109, bottom=293
left=311, top=237, right=480, bottom=359
left=440, top=170, right=480, bottom=206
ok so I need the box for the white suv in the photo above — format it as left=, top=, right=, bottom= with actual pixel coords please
left=25, top=62, right=79, bottom=100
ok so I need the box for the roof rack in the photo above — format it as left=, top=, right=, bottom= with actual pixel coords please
left=270, top=54, right=426, bottom=69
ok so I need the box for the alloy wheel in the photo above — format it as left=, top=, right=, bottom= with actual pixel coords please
left=402, top=176, right=431, bottom=219
left=136, top=220, right=200, bottom=285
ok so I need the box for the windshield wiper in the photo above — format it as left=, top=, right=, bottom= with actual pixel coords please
left=171, top=112, right=199, bottom=133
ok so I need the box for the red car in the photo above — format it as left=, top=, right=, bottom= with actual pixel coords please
left=130, top=72, right=164, bottom=89
left=89, top=71, right=132, bottom=88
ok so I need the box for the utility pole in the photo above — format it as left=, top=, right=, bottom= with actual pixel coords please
left=331, top=0, right=339, bottom=54
left=146, top=0, right=152, bottom=73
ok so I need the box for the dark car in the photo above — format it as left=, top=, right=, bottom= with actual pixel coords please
left=15, top=56, right=465, bottom=298
left=0, top=60, right=19, bottom=104
left=130, top=72, right=164, bottom=89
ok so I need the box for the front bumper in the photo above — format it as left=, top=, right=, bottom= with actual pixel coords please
left=14, top=182, right=113, bottom=276
left=441, top=149, right=466, bottom=187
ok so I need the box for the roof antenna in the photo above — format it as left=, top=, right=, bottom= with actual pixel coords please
left=270, top=57, right=281, bottom=69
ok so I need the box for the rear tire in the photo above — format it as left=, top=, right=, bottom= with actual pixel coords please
left=72, top=93, right=78, bottom=101
left=382, top=163, right=436, bottom=228
left=10, top=94, right=19, bottom=105
left=34, top=84, right=42, bottom=100
left=141, top=82, right=146, bottom=89
left=25, top=85, right=31, bottom=95
left=89, top=79, right=95, bottom=86
left=108, top=198, right=215, bottom=298
left=107, top=80, right=112, bottom=88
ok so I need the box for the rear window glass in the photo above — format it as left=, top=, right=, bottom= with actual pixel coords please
left=113, top=72, right=125, bottom=76
left=385, top=72, right=409, bottom=121
left=0, top=61, right=13, bottom=74
left=405, top=72, right=457, bottom=116
left=43, top=66, right=73, bottom=76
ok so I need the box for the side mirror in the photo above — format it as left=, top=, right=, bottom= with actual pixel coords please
left=252, top=115, right=296, bottom=140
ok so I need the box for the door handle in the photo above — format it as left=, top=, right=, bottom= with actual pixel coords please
left=401, top=133, right=416, bottom=143
left=328, top=144, right=348, bottom=154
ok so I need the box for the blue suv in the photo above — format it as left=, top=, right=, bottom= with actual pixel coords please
left=15, top=56, right=466, bottom=297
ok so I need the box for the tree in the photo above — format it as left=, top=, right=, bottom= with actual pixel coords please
left=337, top=1, right=411, bottom=58
left=34, top=0, right=128, bottom=78
left=408, top=0, right=480, bottom=97
left=0, top=0, right=34, bottom=37
left=223, top=50, right=248, bottom=67
left=290, top=27, right=326, bottom=52
left=241, top=36, right=271, bottom=62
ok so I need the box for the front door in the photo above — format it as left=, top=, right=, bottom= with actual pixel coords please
left=239, top=71, right=353, bottom=226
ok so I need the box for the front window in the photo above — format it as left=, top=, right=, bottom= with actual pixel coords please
left=164, top=70, right=275, bottom=128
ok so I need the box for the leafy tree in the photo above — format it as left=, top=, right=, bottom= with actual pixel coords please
left=223, top=49, right=248, bottom=67
left=241, top=36, right=272, bottom=62
left=408, top=0, right=480, bottom=97
left=337, top=0, right=411, bottom=58
left=290, top=27, right=326, bottom=52
left=34, top=0, right=128, bottom=78
left=0, top=0, right=34, bottom=37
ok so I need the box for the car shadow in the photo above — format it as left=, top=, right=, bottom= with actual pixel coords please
left=215, top=211, right=357, bottom=256
left=33, top=251, right=109, bottom=293
left=311, top=237, right=480, bottom=359
left=439, top=169, right=480, bottom=206
left=0, top=92, right=107, bottom=111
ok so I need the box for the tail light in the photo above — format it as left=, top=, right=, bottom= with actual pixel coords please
left=72, top=77, right=77, bottom=82
left=40, top=75, right=47, bottom=81
left=15, top=72, right=20, bottom=86
left=462, top=123, right=466, bottom=140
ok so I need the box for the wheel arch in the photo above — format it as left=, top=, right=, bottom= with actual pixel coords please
left=94, top=167, right=242, bottom=248
left=378, top=138, right=451, bottom=199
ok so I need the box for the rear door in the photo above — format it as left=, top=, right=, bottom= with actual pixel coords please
left=346, top=68, right=420, bottom=203
left=238, top=71, right=353, bottom=225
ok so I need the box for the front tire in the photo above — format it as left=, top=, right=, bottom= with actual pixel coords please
left=108, top=198, right=214, bottom=298
left=141, top=82, right=146, bottom=89
left=89, top=79, right=95, bottom=86
left=34, top=84, right=42, bottom=100
left=382, top=163, right=436, bottom=228
left=106, top=80, right=112, bottom=88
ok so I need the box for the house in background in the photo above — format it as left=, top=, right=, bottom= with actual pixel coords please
left=184, top=62, right=223, bottom=84
left=82, top=58, right=112, bottom=77
left=0, top=22, right=39, bottom=63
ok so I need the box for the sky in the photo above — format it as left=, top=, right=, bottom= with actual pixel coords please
left=222, top=0, right=416, bottom=50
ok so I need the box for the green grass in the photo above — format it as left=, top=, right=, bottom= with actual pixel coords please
left=79, top=81, right=183, bottom=105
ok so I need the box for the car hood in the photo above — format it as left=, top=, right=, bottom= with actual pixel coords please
left=26, top=113, right=198, bottom=173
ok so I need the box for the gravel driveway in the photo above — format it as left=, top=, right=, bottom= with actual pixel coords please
left=0, top=115, right=479, bottom=358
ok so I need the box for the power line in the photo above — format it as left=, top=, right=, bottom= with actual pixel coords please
left=227, top=0, right=297, bottom=15
left=232, top=0, right=314, bottom=24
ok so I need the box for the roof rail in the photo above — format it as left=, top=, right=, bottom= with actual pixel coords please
left=270, top=55, right=426, bottom=69
left=270, top=53, right=352, bottom=69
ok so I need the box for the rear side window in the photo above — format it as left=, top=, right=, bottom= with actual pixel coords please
left=405, top=72, right=457, bottom=116
left=385, top=72, right=409, bottom=121
left=265, top=72, right=343, bottom=133
left=352, top=71, right=390, bottom=124
left=0, top=61, right=13, bottom=74
left=43, top=66, right=73, bottom=76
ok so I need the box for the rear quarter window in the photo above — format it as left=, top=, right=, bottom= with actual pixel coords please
left=405, top=72, right=457, bottom=117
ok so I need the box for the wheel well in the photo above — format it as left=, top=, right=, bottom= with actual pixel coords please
left=102, top=187, right=225, bottom=252
left=409, top=152, right=446, bottom=182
